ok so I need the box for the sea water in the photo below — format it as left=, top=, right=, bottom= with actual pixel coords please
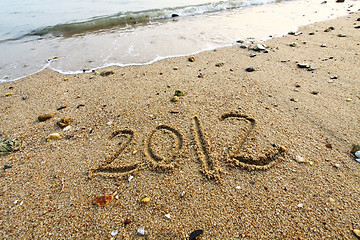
left=0, top=0, right=359, bottom=82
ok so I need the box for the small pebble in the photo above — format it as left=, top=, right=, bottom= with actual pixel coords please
left=297, top=203, right=304, bottom=208
left=250, top=53, right=256, bottom=57
left=111, top=230, right=118, bottom=236
left=188, top=56, right=195, bottom=62
left=128, top=175, right=134, bottom=183
left=353, top=229, right=360, bottom=237
left=124, top=219, right=131, bottom=225
left=141, top=196, right=151, bottom=204
left=346, top=98, right=352, bottom=102
left=173, top=67, right=179, bottom=70
left=245, top=66, right=255, bottom=72
left=38, top=113, right=55, bottom=122
left=289, top=42, right=297, bottom=47
left=295, top=155, right=306, bottom=163
left=290, top=98, right=298, bottom=102
left=22, top=95, right=28, bottom=100
left=321, top=44, right=327, bottom=47
left=215, top=62, right=224, bottom=67
left=171, top=96, right=180, bottom=102
left=311, top=91, right=319, bottom=95
left=137, top=226, right=145, bottom=236
left=189, top=230, right=204, bottom=240
left=354, top=151, right=360, bottom=158
left=338, top=33, right=346, bottom=37
left=46, top=133, right=61, bottom=141
left=165, top=213, right=171, bottom=219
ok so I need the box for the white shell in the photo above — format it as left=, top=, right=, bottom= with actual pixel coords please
left=137, top=226, right=145, bottom=236
left=354, top=151, right=360, bottom=158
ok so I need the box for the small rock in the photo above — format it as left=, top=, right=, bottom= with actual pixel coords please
left=308, top=64, right=317, bottom=71
left=346, top=98, right=352, bottom=102
left=330, top=75, right=338, bottom=79
left=297, top=203, right=304, bottom=208
left=215, top=62, right=224, bottom=67
left=354, top=151, right=360, bottom=158
left=46, top=133, right=61, bottom=141
left=336, top=0, right=344, bottom=2
left=174, top=90, right=185, bottom=96
left=4, top=165, right=12, bottom=171
left=38, top=113, right=55, bottom=122
left=165, top=213, right=171, bottom=219
left=334, top=163, right=341, bottom=169
left=22, top=95, right=28, bottom=100
left=172, top=14, right=179, bottom=18
left=290, top=98, right=298, bottom=102
left=173, top=67, right=179, bottom=70
left=325, top=143, right=333, bottom=149
left=5, top=92, right=13, bottom=97
left=100, top=71, right=114, bottom=76
left=321, top=44, right=327, bottom=47
left=338, top=33, right=346, bottom=37
left=239, top=44, right=247, bottom=49
left=141, top=196, right=151, bottom=204
left=353, top=229, right=360, bottom=237
left=189, top=229, right=204, bottom=240
left=137, top=226, right=145, bottom=236
left=111, top=230, right=118, bottom=236
left=311, top=91, right=319, bottom=95
left=245, top=66, right=255, bottom=72
left=171, top=96, right=180, bottom=102
left=235, top=186, right=241, bottom=190
left=57, top=105, right=67, bottom=111
left=295, top=155, right=306, bottom=163
left=253, top=44, right=266, bottom=51
left=128, top=175, right=134, bottom=183
left=170, top=109, right=179, bottom=114
left=0, top=138, right=22, bottom=156
left=93, top=194, right=114, bottom=206
left=63, top=126, right=72, bottom=132
left=289, top=42, right=297, bottom=47
left=309, top=32, right=315, bottom=35
left=352, top=144, right=360, bottom=154
left=124, top=219, right=131, bottom=225
left=188, top=56, right=195, bottom=62
left=297, top=63, right=310, bottom=68
left=250, top=53, right=256, bottom=57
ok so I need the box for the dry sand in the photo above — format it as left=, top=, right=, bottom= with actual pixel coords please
left=1, top=11, right=360, bottom=239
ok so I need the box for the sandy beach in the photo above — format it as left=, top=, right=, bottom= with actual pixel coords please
left=1, top=11, right=360, bottom=239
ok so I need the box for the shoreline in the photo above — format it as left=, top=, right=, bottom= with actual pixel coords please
left=1, top=12, right=360, bottom=239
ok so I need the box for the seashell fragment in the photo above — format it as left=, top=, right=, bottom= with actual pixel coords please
left=353, top=229, right=360, bottom=237
left=93, top=194, right=114, bottom=206
left=57, top=117, right=71, bottom=128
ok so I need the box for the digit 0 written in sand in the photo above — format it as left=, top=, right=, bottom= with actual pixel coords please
left=89, top=112, right=286, bottom=182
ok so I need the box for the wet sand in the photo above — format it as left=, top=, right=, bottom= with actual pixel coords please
left=0, top=11, right=360, bottom=239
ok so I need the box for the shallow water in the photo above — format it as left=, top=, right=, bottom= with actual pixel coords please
left=0, top=0, right=359, bottom=82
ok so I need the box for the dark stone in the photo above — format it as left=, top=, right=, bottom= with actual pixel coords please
left=245, top=66, right=255, bottom=72
left=189, top=229, right=203, bottom=240
left=4, top=165, right=12, bottom=171
left=57, top=105, right=67, bottom=111
left=172, top=14, right=179, bottom=18
left=336, top=0, right=344, bottom=2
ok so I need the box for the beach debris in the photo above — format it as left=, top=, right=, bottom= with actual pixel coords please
left=188, top=56, right=195, bottom=62
left=137, top=226, right=145, bottom=236
left=4, top=165, right=12, bottom=171
left=189, top=229, right=204, bottom=240
left=289, top=42, right=297, bottom=47
left=338, top=33, right=346, bottom=37
left=295, top=155, right=306, bottom=163
left=170, top=109, right=179, bottom=114
left=124, top=219, right=131, bottom=225
left=57, top=117, right=71, bottom=128
left=46, top=133, right=61, bottom=142
left=245, top=66, right=255, bottom=72
left=309, top=32, right=315, bottom=35
left=57, top=105, right=67, bottom=111
left=111, top=230, right=118, bottom=236
left=353, top=229, right=360, bottom=237
left=0, top=138, right=21, bottom=156
left=354, top=151, right=360, bottom=158
left=38, top=113, right=55, bottom=122
left=215, top=62, right=224, bottom=67
left=173, top=67, right=179, bottom=70
left=165, top=213, right=171, bottom=219
left=128, top=175, right=134, bottom=183
left=47, top=56, right=59, bottom=61
left=171, top=96, right=180, bottom=102
left=100, top=70, right=114, bottom=76
left=5, top=92, right=13, bottom=97
left=93, top=194, right=114, bottom=206
left=175, top=90, right=185, bottom=96
left=141, top=196, right=151, bottom=204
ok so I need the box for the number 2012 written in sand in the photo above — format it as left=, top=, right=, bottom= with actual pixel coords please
left=89, top=112, right=286, bottom=181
